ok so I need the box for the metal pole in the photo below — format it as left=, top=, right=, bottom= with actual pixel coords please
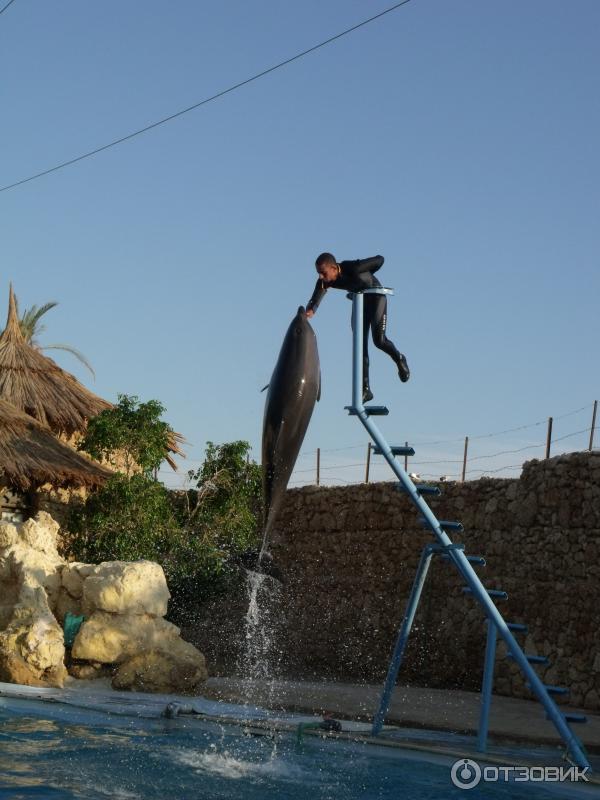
left=477, top=619, right=498, bottom=753
left=546, top=417, right=553, bottom=459
left=365, top=443, right=371, bottom=483
left=404, top=441, right=409, bottom=471
left=316, top=448, right=320, bottom=486
left=461, top=436, right=469, bottom=482
left=590, top=401, right=598, bottom=451
left=352, top=293, right=364, bottom=409
left=372, top=545, right=436, bottom=735
left=349, top=293, right=589, bottom=768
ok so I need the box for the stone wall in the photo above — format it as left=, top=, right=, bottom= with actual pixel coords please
left=191, top=451, right=600, bottom=711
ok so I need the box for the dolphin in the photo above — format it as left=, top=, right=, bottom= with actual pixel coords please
left=260, top=306, right=320, bottom=561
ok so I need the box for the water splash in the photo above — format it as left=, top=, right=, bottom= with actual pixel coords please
left=240, top=570, right=282, bottom=687
left=175, top=743, right=311, bottom=783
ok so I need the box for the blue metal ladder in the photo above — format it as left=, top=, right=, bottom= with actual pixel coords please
left=345, top=288, right=590, bottom=770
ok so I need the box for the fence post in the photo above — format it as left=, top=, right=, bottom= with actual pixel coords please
left=365, top=443, right=371, bottom=483
left=590, top=401, right=598, bottom=451
left=461, top=436, right=469, bottom=482
left=545, top=417, right=553, bottom=459
left=316, top=448, right=320, bottom=486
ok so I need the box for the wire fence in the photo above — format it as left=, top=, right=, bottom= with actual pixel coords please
left=159, top=400, right=598, bottom=490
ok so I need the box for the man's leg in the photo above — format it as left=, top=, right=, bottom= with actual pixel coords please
left=362, top=305, right=373, bottom=401
left=369, top=295, right=410, bottom=382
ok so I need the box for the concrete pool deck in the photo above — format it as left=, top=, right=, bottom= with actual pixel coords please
left=203, top=677, right=600, bottom=754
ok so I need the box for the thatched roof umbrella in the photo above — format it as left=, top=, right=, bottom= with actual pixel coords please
left=0, top=286, right=110, bottom=436
left=0, top=287, right=185, bottom=470
left=0, top=398, right=112, bottom=490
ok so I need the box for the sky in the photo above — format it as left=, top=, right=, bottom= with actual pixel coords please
left=2, top=0, right=599, bottom=488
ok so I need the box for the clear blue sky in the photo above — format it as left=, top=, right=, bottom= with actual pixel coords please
left=3, top=0, right=599, bottom=487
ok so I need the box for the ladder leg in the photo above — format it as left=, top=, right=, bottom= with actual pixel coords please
left=372, top=545, right=435, bottom=736
left=478, top=618, right=497, bottom=753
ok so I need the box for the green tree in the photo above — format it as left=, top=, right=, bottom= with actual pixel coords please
left=78, top=394, right=173, bottom=477
left=185, top=440, right=263, bottom=561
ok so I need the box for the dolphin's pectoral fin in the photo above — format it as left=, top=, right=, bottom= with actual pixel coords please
left=317, top=370, right=321, bottom=402
left=260, top=384, right=270, bottom=393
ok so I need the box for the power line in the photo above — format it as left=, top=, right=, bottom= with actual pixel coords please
left=294, top=402, right=593, bottom=460
left=411, top=403, right=590, bottom=446
left=0, top=0, right=17, bottom=16
left=0, top=0, right=413, bottom=194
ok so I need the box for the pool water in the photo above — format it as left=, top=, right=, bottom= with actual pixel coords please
left=0, top=703, right=592, bottom=800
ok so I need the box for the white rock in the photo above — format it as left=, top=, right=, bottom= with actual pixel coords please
left=72, top=611, right=181, bottom=664
left=19, top=512, right=61, bottom=555
left=0, top=577, right=67, bottom=687
left=82, top=560, right=170, bottom=617
left=113, top=641, right=208, bottom=693
left=61, top=562, right=95, bottom=599
left=0, top=522, right=18, bottom=549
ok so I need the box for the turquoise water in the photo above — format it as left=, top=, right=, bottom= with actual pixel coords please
left=0, top=704, right=591, bottom=800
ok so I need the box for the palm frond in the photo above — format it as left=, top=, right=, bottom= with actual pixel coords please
left=42, top=344, right=96, bottom=379
left=19, top=302, right=58, bottom=342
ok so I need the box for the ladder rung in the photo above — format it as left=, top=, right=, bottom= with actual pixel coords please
left=441, top=553, right=485, bottom=566
left=397, top=483, right=441, bottom=496
left=507, top=653, right=549, bottom=665
left=439, top=520, right=464, bottom=532
left=563, top=713, right=587, bottom=724
left=418, top=517, right=464, bottom=533
left=373, top=445, right=415, bottom=456
left=507, top=623, right=528, bottom=633
left=527, top=683, right=569, bottom=696
left=463, top=587, right=508, bottom=600
left=345, top=405, right=389, bottom=416
left=546, top=712, right=587, bottom=724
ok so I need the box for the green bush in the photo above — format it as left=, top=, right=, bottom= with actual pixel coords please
left=69, top=431, right=263, bottom=602
left=69, top=472, right=181, bottom=567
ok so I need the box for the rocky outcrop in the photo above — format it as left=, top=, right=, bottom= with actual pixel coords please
left=0, top=512, right=207, bottom=693
left=0, top=514, right=67, bottom=687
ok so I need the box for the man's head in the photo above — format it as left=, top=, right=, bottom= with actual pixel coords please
left=315, top=252, right=338, bottom=283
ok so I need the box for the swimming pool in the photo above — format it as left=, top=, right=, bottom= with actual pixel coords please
left=0, top=691, right=595, bottom=800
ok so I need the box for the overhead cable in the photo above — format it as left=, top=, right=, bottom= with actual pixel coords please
left=0, top=0, right=17, bottom=15
left=0, top=0, right=413, bottom=193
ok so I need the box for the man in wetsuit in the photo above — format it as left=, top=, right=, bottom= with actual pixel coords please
left=306, top=252, right=410, bottom=403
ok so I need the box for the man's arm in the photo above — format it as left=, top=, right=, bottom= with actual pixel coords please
left=352, top=255, right=384, bottom=275
left=306, top=279, right=327, bottom=316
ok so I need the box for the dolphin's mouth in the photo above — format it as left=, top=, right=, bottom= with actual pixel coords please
left=297, top=306, right=306, bottom=315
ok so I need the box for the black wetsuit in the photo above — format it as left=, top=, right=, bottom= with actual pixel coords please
left=307, top=256, right=406, bottom=392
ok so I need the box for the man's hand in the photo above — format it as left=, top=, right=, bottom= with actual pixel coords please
left=305, top=309, right=315, bottom=319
